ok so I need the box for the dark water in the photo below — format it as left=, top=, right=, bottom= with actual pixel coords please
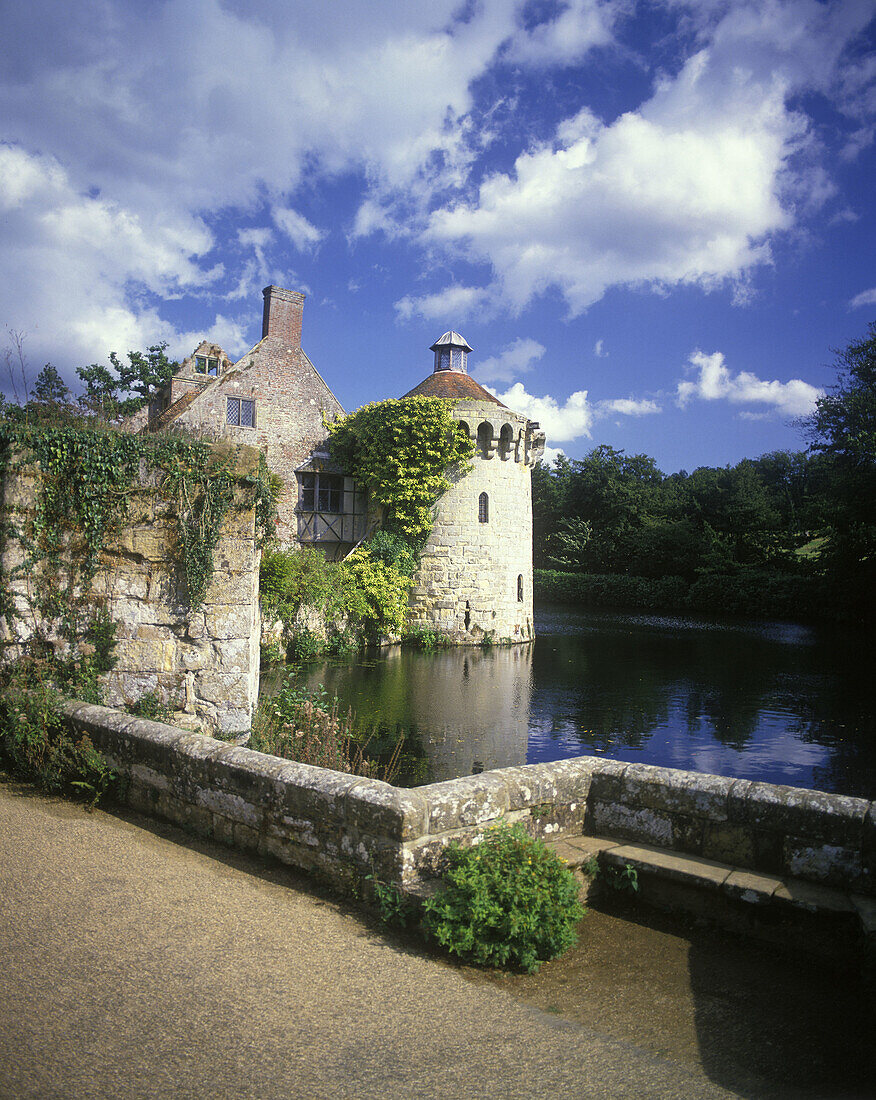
left=264, top=605, right=876, bottom=798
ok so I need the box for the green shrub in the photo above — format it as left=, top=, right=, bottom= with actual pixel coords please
left=401, top=627, right=447, bottom=651
left=366, top=529, right=421, bottom=577
left=422, top=823, right=585, bottom=973
left=0, top=670, right=115, bottom=806
left=259, top=544, right=411, bottom=645
left=286, top=628, right=325, bottom=662
left=339, top=550, right=410, bottom=638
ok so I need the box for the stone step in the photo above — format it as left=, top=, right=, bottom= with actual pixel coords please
left=547, top=834, right=875, bottom=965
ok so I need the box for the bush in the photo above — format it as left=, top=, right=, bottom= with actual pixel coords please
left=340, top=550, right=410, bottom=638
left=259, top=543, right=411, bottom=646
left=422, top=823, right=585, bottom=973
left=0, top=670, right=115, bottom=806
left=366, top=529, right=421, bottom=577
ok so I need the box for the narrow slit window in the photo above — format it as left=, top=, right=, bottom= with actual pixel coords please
left=227, top=397, right=255, bottom=427
left=478, top=492, right=489, bottom=523
left=517, top=574, right=524, bottom=601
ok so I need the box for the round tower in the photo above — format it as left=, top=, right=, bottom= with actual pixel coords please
left=402, top=331, right=545, bottom=644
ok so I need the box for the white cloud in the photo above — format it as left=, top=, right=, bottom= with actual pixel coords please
left=421, top=0, right=873, bottom=316
left=395, top=284, right=493, bottom=323
left=504, top=0, right=616, bottom=66
left=0, top=145, right=221, bottom=381
left=676, top=350, right=822, bottom=417
left=492, top=382, right=594, bottom=442
left=475, top=337, right=545, bottom=383
left=273, top=208, right=324, bottom=252
left=594, top=339, right=607, bottom=358
left=850, top=286, right=876, bottom=309
left=540, top=446, right=567, bottom=468
left=597, top=397, right=661, bottom=417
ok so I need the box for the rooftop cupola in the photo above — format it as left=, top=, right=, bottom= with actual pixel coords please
left=430, top=331, right=472, bottom=374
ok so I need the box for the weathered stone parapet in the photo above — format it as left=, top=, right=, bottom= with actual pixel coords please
left=59, top=699, right=875, bottom=906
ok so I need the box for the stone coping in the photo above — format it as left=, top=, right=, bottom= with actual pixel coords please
left=61, top=700, right=875, bottom=898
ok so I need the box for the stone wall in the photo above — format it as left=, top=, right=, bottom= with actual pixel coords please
left=60, top=700, right=875, bottom=900
left=408, top=400, right=543, bottom=644
left=1, top=446, right=262, bottom=734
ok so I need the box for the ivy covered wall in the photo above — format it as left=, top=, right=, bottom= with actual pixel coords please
left=0, top=435, right=265, bottom=734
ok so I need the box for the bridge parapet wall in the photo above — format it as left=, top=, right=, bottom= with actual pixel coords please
left=61, top=700, right=875, bottom=901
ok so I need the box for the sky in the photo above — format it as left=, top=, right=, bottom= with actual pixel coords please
left=1, top=0, right=874, bottom=473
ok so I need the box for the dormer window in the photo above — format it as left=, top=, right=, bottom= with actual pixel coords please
left=195, top=355, right=220, bottom=376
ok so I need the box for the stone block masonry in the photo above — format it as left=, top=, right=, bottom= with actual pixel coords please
left=1, top=446, right=262, bottom=734
left=408, top=399, right=543, bottom=644
left=61, top=700, right=875, bottom=958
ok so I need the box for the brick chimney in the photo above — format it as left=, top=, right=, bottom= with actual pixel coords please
left=262, top=285, right=305, bottom=346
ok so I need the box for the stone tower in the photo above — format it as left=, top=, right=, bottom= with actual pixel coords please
left=403, top=331, right=545, bottom=644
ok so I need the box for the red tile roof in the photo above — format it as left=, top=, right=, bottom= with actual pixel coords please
left=401, top=372, right=506, bottom=406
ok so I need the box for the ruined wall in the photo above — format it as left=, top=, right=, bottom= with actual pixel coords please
left=1, top=446, right=262, bottom=734
left=408, top=400, right=543, bottom=644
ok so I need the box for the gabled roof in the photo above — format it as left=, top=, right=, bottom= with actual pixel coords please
left=401, top=371, right=506, bottom=405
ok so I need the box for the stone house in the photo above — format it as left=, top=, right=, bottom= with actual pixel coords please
left=138, top=286, right=367, bottom=555
left=142, top=288, right=544, bottom=643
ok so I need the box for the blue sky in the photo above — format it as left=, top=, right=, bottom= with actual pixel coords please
left=1, top=0, right=874, bottom=472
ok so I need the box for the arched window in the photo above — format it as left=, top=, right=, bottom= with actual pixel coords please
left=476, top=421, right=493, bottom=458
left=517, top=574, right=524, bottom=601
left=499, top=423, right=514, bottom=460
left=478, top=492, right=489, bottom=523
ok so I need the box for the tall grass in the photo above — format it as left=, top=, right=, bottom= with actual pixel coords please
left=249, top=674, right=401, bottom=783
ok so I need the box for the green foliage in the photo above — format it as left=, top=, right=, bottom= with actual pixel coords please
left=126, top=691, right=173, bottom=723
left=366, top=529, right=421, bottom=577
left=422, top=823, right=585, bottom=973
left=0, top=419, right=274, bottom=607
left=340, top=550, right=410, bottom=638
left=32, top=364, right=71, bottom=406
left=366, top=873, right=416, bottom=928
left=401, top=626, right=449, bottom=651
left=0, top=664, right=116, bottom=807
left=534, top=568, right=818, bottom=620
left=801, top=320, right=876, bottom=620
left=259, top=544, right=411, bottom=646
left=77, top=343, right=177, bottom=419
left=327, top=396, right=473, bottom=543
left=260, top=636, right=286, bottom=667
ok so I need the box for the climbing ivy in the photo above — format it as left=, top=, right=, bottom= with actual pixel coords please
left=327, top=396, right=473, bottom=544
left=0, top=415, right=275, bottom=803
left=0, top=419, right=275, bottom=608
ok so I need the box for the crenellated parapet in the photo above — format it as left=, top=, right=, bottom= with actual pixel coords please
left=451, top=402, right=545, bottom=466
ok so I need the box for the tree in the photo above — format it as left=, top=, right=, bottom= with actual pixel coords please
left=802, top=321, right=876, bottom=618
left=32, top=364, right=71, bottom=406
left=805, top=321, right=876, bottom=469
left=77, top=343, right=178, bottom=418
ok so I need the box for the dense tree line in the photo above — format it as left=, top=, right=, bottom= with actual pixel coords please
left=534, top=322, right=876, bottom=623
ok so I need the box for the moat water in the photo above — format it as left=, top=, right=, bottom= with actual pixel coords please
left=262, top=604, right=876, bottom=798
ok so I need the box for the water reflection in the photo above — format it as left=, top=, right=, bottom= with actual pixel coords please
left=287, top=644, right=532, bottom=782
left=262, top=606, right=876, bottom=798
